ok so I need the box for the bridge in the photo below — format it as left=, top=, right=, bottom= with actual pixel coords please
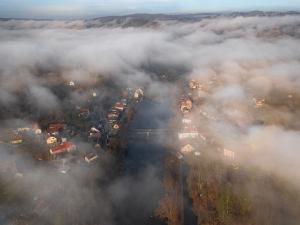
left=127, top=128, right=175, bottom=140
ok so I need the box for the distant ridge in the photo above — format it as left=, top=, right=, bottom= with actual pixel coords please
left=1, top=11, right=299, bottom=22
left=1, top=11, right=299, bottom=29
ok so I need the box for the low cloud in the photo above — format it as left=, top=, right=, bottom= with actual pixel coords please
left=0, top=12, right=300, bottom=224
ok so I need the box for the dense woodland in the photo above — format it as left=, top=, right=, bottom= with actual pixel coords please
left=157, top=151, right=300, bottom=225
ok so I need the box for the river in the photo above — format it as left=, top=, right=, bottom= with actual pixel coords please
left=115, top=97, right=172, bottom=225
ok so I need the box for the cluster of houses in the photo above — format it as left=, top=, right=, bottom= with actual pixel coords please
left=0, top=83, right=147, bottom=221
left=0, top=121, right=99, bottom=176
left=107, top=88, right=143, bottom=138
left=177, top=92, right=201, bottom=158
left=46, top=118, right=103, bottom=167
left=0, top=124, right=42, bottom=145
left=0, top=85, right=145, bottom=176
left=107, top=100, right=127, bottom=137
left=186, top=79, right=208, bottom=104
left=179, top=96, right=193, bottom=114
left=188, top=79, right=239, bottom=162
left=46, top=123, right=74, bottom=155
left=177, top=79, right=236, bottom=162
left=45, top=123, right=87, bottom=172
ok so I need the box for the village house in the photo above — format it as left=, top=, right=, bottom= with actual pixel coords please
left=178, top=126, right=199, bottom=140
left=182, top=114, right=192, bottom=124
left=181, top=144, right=195, bottom=154
left=47, top=123, right=66, bottom=136
left=113, top=101, right=125, bottom=111
left=134, top=88, right=144, bottom=100
left=16, top=127, right=31, bottom=132
left=107, top=110, right=120, bottom=122
left=188, top=79, right=202, bottom=90
left=10, top=134, right=23, bottom=145
left=89, top=127, right=101, bottom=140
left=109, top=122, right=120, bottom=136
left=46, top=136, right=57, bottom=145
left=84, top=152, right=99, bottom=163
left=180, top=96, right=193, bottom=113
left=113, top=123, right=120, bottom=130
left=78, top=107, right=90, bottom=118
left=49, top=142, right=76, bottom=155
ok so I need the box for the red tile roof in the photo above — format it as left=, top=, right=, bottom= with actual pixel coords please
left=49, top=142, right=76, bottom=155
left=114, top=102, right=124, bottom=110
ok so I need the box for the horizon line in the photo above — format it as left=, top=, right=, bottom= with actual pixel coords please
left=0, top=9, right=300, bottom=21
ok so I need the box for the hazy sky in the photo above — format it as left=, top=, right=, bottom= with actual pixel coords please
left=0, top=0, right=300, bottom=19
